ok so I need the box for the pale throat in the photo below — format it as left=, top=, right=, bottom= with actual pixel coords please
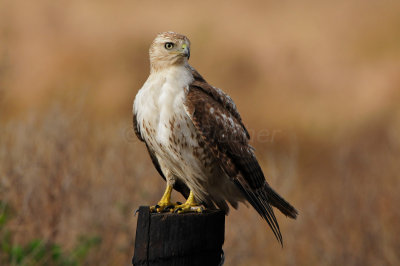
left=151, top=64, right=193, bottom=93
left=150, top=56, right=188, bottom=74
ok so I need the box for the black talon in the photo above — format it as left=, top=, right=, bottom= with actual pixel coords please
left=176, top=201, right=182, bottom=205
left=165, top=205, right=174, bottom=211
left=134, top=208, right=140, bottom=216
left=155, top=204, right=160, bottom=209
left=174, top=208, right=182, bottom=213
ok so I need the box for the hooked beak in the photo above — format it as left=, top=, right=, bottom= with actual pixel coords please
left=181, top=44, right=190, bottom=59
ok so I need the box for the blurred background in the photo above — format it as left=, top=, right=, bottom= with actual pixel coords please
left=1, top=0, right=400, bottom=265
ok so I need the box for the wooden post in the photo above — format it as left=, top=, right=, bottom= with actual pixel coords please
left=133, top=206, right=225, bottom=266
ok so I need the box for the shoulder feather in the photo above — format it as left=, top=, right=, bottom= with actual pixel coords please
left=188, top=66, right=250, bottom=139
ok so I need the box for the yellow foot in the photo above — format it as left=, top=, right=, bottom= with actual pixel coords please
left=150, top=184, right=175, bottom=213
left=172, top=202, right=204, bottom=213
left=171, top=190, right=204, bottom=213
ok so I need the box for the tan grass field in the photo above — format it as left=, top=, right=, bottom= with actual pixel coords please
left=1, top=0, right=400, bottom=265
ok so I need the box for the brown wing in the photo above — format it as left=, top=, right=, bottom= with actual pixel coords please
left=189, top=66, right=250, bottom=139
left=133, top=114, right=190, bottom=199
left=184, top=71, right=298, bottom=245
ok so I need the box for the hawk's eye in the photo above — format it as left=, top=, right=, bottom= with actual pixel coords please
left=164, top=42, right=174, bottom=50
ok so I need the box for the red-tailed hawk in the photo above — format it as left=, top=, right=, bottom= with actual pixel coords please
left=133, top=32, right=297, bottom=244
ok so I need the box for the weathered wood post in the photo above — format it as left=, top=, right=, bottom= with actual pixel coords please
left=132, top=206, right=225, bottom=266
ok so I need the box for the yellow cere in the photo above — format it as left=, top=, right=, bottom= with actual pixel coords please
left=182, top=44, right=187, bottom=49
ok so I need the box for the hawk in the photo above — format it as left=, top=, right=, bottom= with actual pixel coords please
left=133, top=32, right=298, bottom=244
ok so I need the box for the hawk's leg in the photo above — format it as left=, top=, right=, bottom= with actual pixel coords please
left=173, top=191, right=204, bottom=213
left=150, top=184, right=175, bottom=213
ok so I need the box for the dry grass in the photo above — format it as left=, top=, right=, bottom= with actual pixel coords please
left=1, top=0, right=400, bottom=265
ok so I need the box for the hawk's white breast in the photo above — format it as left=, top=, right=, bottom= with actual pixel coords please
left=134, top=65, right=193, bottom=145
left=134, top=65, right=210, bottom=190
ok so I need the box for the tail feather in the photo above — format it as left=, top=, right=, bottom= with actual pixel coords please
left=265, top=184, right=298, bottom=219
left=256, top=189, right=283, bottom=244
left=234, top=178, right=298, bottom=246
left=234, top=179, right=283, bottom=245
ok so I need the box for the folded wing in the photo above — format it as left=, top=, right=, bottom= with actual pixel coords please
left=184, top=68, right=298, bottom=245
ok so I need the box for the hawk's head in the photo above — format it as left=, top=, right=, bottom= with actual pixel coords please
left=149, top=32, right=191, bottom=71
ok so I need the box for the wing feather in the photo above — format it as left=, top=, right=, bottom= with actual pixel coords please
left=133, top=113, right=144, bottom=141
left=184, top=72, right=298, bottom=245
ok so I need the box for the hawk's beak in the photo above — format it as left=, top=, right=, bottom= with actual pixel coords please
left=181, top=44, right=190, bottom=59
